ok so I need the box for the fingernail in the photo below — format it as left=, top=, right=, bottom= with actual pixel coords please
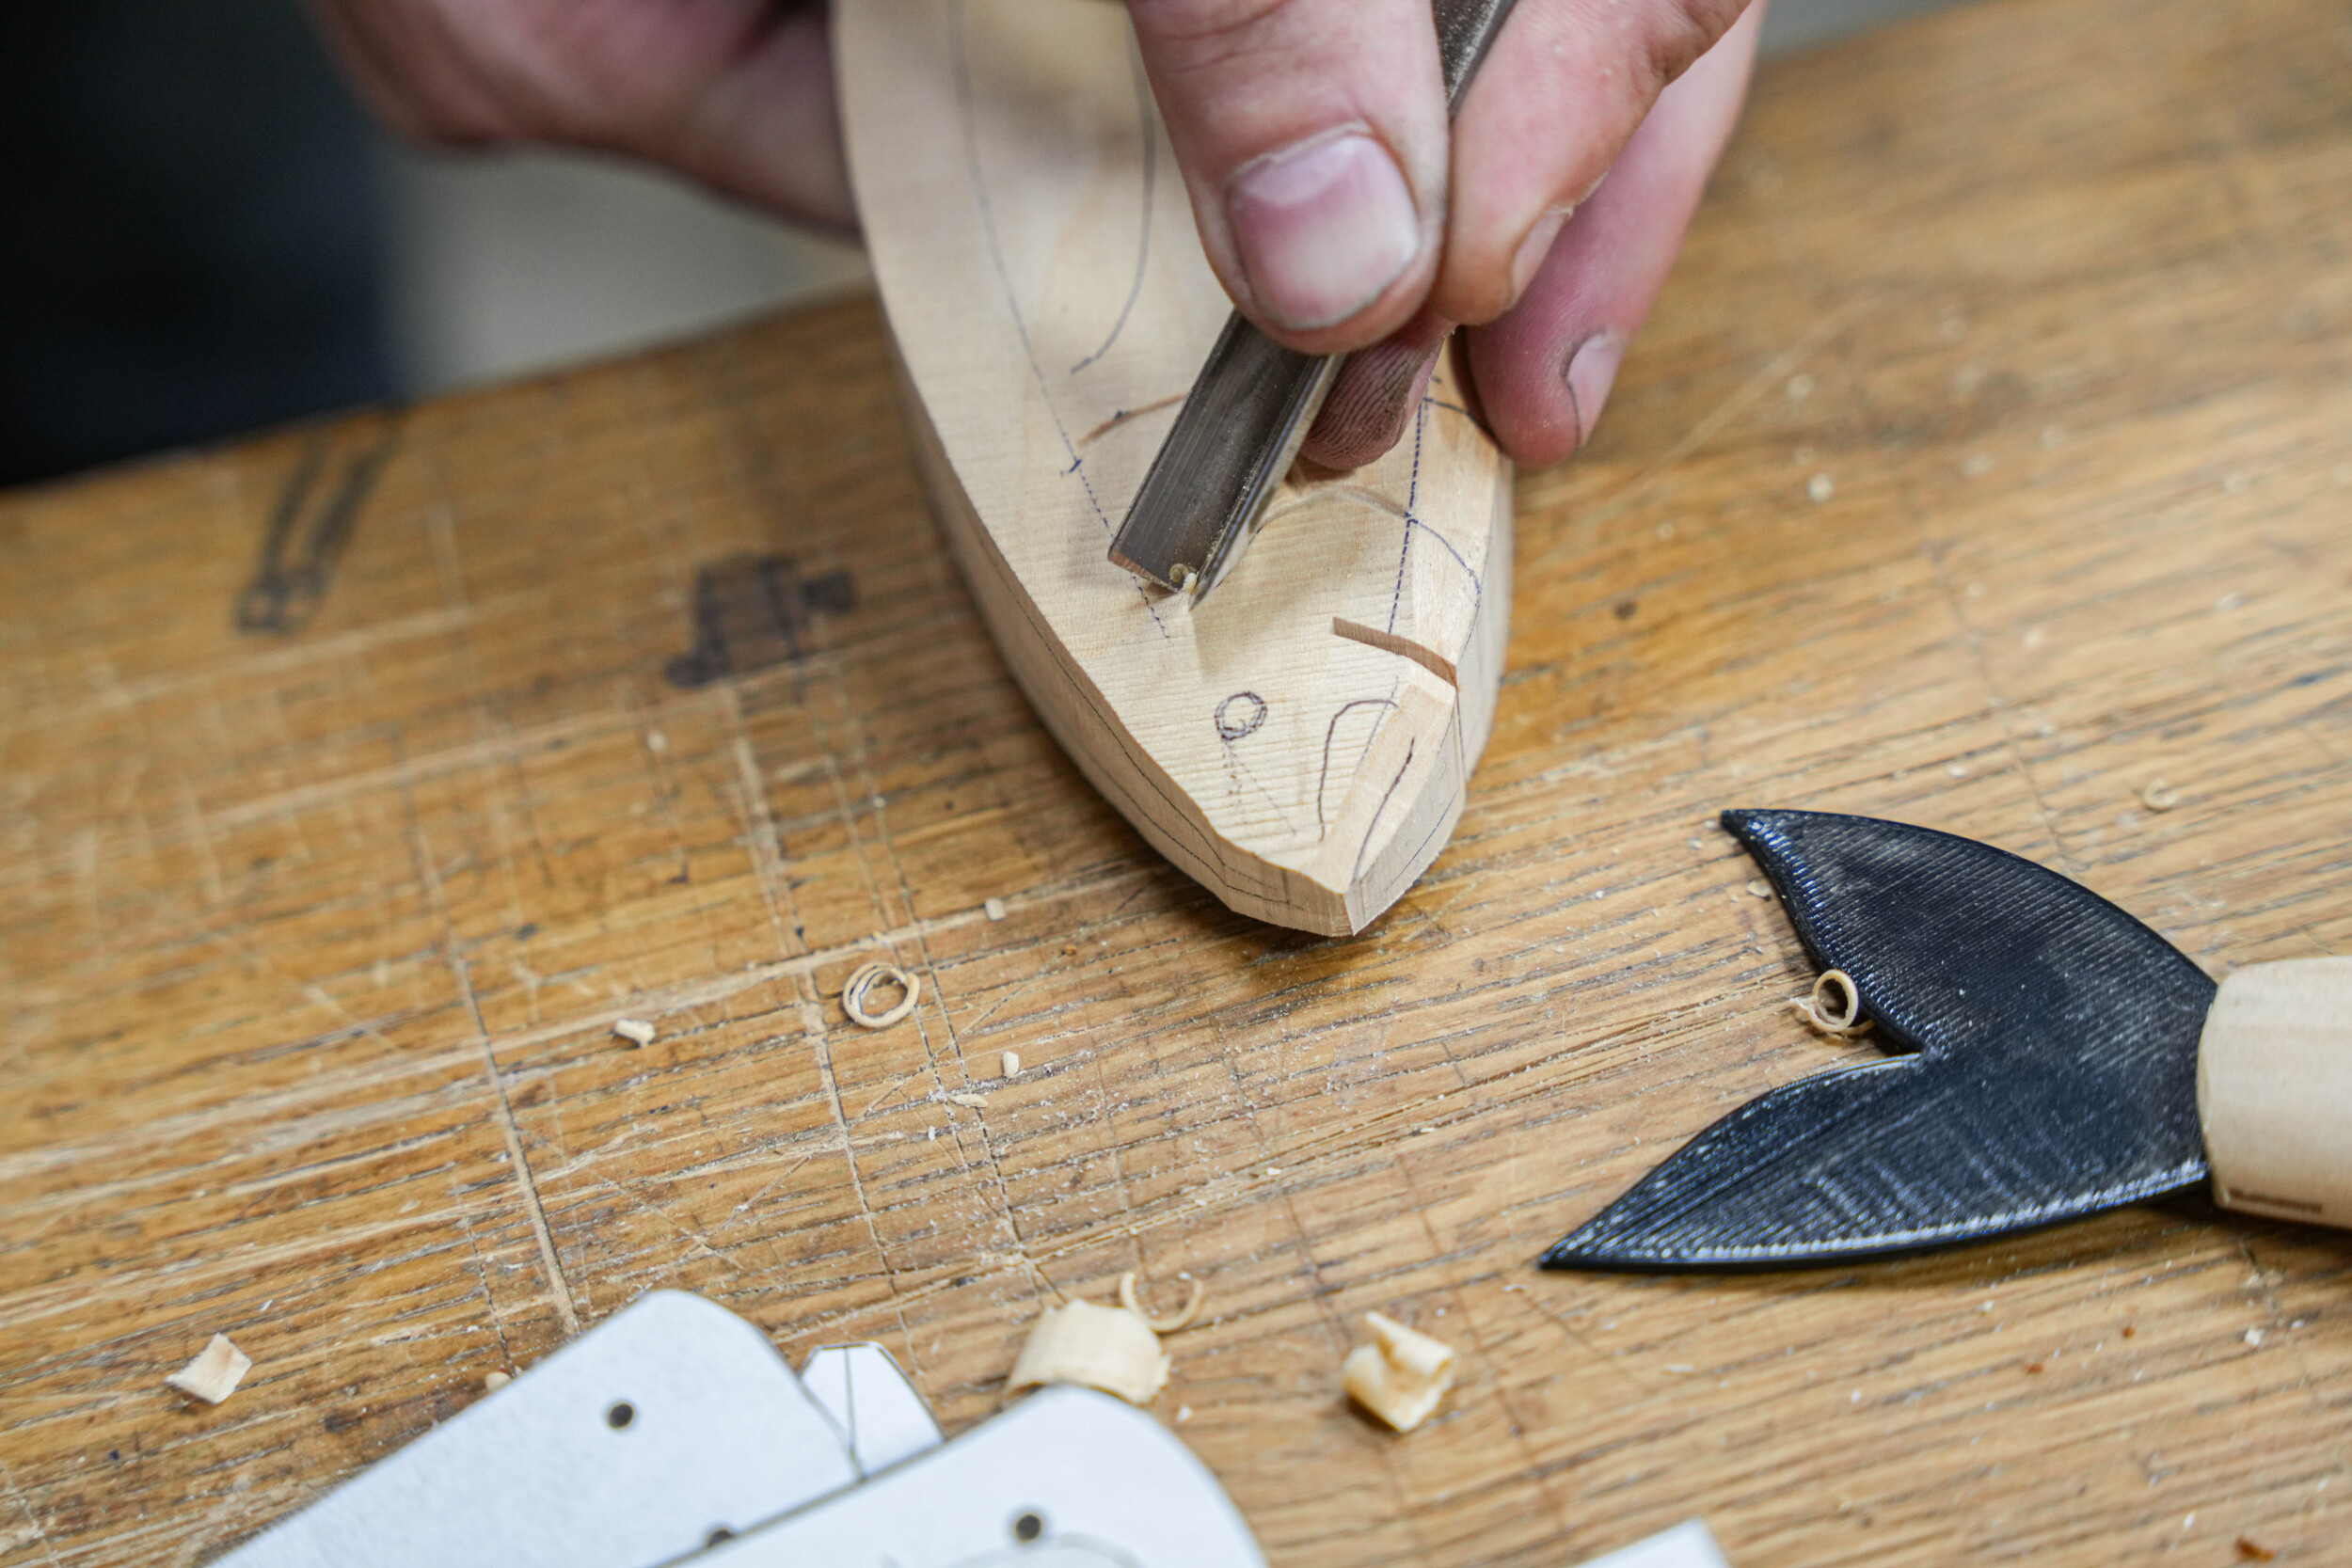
left=1563, top=329, right=1626, bottom=451
left=1227, top=130, right=1421, bottom=332
left=1508, top=207, right=1572, bottom=305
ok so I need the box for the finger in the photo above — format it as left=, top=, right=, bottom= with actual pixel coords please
left=1297, top=307, right=1454, bottom=470
left=1126, top=0, right=1448, bottom=353
left=658, top=6, right=854, bottom=231
left=307, top=0, right=854, bottom=232
left=1432, top=0, right=1751, bottom=327
left=303, top=0, right=524, bottom=142
left=1463, top=0, right=1763, bottom=465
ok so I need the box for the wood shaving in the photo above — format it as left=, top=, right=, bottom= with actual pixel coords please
left=167, top=1334, right=252, bottom=1405
left=1119, top=1270, right=1205, bottom=1333
left=943, top=1091, right=989, bottom=1109
left=2140, top=779, right=2183, bottom=811
left=2236, top=1536, right=2277, bottom=1561
left=842, top=962, right=919, bottom=1029
left=1343, top=1312, right=1454, bottom=1433
left=612, top=1017, right=657, bottom=1047
left=1789, top=969, right=1871, bottom=1037
left=984, top=897, right=1008, bottom=921
left=1008, top=1298, right=1169, bottom=1406
left=1747, top=880, right=1772, bottom=898
left=485, top=1370, right=512, bottom=1391
left=1001, top=1050, right=1021, bottom=1078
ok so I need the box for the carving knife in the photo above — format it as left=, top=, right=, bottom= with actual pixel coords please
left=1107, top=0, right=1521, bottom=601
left=1543, top=809, right=2352, bottom=1271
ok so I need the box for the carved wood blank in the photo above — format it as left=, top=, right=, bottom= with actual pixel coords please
left=837, top=0, right=1513, bottom=934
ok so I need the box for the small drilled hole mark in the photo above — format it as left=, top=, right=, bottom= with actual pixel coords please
left=606, top=1401, right=636, bottom=1430
left=1011, top=1511, right=1045, bottom=1544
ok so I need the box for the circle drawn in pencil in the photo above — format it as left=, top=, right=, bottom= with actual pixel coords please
left=1215, top=692, right=1267, bottom=743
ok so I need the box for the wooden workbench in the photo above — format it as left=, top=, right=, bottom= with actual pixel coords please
left=5, top=0, right=2349, bottom=1560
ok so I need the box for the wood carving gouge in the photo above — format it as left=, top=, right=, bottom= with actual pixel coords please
left=1107, top=0, right=1521, bottom=602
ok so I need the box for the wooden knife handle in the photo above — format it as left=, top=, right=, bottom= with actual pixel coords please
left=2198, top=957, right=2352, bottom=1227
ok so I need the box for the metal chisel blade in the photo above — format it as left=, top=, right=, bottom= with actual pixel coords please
left=1108, top=0, right=1522, bottom=601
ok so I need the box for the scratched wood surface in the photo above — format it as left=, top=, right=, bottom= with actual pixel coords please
left=4, top=0, right=2350, bottom=1562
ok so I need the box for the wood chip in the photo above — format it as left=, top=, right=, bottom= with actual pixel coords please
left=1343, top=1312, right=1455, bottom=1433
left=485, top=1370, right=512, bottom=1391
left=943, top=1091, right=989, bottom=1109
left=612, top=1017, right=656, bottom=1047
left=1008, top=1298, right=1169, bottom=1406
left=842, top=962, right=919, bottom=1029
left=2237, top=1536, right=2277, bottom=1561
left=2141, top=779, right=2183, bottom=811
left=1119, top=1270, right=1205, bottom=1333
left=1001, top=1050, right=1021, bottom=1078
left=167, top=1334, right=252, bottom=1405
left=983, top=897, right=1008, bottom=921
left=1788, top=969, right=1872, bottom=1037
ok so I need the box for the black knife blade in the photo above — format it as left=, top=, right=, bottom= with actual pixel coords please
left=1542, top=810, right=2216, bottom=1272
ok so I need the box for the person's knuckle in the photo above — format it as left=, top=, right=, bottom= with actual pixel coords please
left=1634, top=0, right=1748, bottom=90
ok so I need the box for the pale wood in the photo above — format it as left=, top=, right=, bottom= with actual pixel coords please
left=835, top=0, right=1514, bottom=937
left=5, top=0, right=2352, bottom=1563
left=2199, top=958, right=2352, bottom=1227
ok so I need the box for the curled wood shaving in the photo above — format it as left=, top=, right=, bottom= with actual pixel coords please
left=2140, top=779, right=2183, bottom=812
left=612, top=1017, right=656, bottom=1047
left=1343, top=1312, right=1455, bottom=1433
left=842, top=962, right=919, bottom=1029
left=1119, top=1270, right=1205, bottom=1333
left=1008, top=1298, right=1169, bottom=1406
left=167, top=1334, right=252, bottom=1405
left=1788, top=969, right=1871, bottom=1037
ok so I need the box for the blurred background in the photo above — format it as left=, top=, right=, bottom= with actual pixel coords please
left=0, top=0, right=1963, bottom=490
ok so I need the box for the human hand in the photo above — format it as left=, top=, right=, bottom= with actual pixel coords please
left=310, top=0, right=1757, bottom=471
left=1125, top=0, right=1766, bottom=467
left=304, top=0, right=856, bottom=232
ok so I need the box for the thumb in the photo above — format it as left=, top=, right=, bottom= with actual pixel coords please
left=1126, top=0, right=1448, bottom=354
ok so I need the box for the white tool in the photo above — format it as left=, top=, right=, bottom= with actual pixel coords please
left=1579, top=1519, right=1732, bottom=1568
left=220, top=1291, right=1264, bottom=1568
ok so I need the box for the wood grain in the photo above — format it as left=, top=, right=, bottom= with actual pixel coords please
left=4, top=0, right=2350, bottom=1562
left=837, top=0, right=1514, bottom=937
